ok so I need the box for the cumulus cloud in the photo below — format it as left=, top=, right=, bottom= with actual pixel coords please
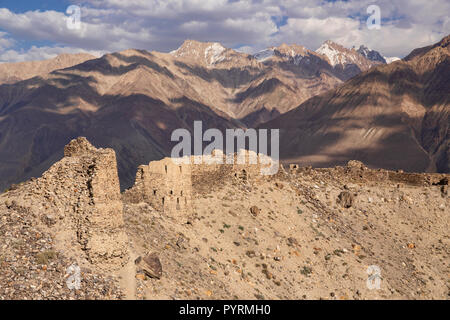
left=0, top=0, right=448, bottom=62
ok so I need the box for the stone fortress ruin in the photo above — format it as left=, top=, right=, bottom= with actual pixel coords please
left=0, top=137, right=281, bottom=270
left=123, top=148, right=280, bottom=219
left=125, top=158, right=193, bottom=217
left=1, top=137, right=447, bottom=273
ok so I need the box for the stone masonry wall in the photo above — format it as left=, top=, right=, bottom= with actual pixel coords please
left=123, top=158, right=193, bottom=220
left=124, top=149, right=280, bottom=215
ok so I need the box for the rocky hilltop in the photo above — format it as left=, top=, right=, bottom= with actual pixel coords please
left=0, top=138, right=448, bottom=300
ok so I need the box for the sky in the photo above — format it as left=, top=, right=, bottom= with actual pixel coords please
left=0, top=0, right=449, bottom=63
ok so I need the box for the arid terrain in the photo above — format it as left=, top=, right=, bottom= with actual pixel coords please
left=0, top=138, right=448, bottom=300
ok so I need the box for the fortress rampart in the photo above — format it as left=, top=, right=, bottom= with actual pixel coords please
left=123, top=149, right=281, bottom=216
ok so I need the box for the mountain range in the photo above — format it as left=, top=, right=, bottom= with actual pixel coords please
left=262, top=35, right=449, bottom=173
left=0, top=36, right=448, bottom=190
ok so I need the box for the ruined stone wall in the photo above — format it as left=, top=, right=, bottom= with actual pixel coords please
left=124, top=157, right=193, bottom=218
left=125, top=149, right=280, bottom=210
left=66, top=140, right=128, bottom=266
left=287, top=159, right=448, bottom=187
left=190, top=149, right=270, bottom=180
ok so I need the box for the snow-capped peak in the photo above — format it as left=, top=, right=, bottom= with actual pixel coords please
left=170, top=40, right=201, bottom=58
left=357, top=45, right=370, bottom=56
left=170, top=40, right=228, bottom=66
left=316, top=40, right=354, bottom=67
left=253, top=44, right=309, bottom=65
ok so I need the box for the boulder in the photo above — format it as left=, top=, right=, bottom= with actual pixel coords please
left=250, top=205, right=260, bottom=216
left=136, top=253, right=162, bottom=279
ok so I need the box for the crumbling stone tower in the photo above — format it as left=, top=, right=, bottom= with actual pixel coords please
left=32, top=137, right=129, bottom=268
left=130, top=158, right=192, bottom=218
left=64, top=138, right=129, bottom=266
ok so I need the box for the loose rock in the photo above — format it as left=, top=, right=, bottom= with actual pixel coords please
left=337, top=191, right=354, bottom=208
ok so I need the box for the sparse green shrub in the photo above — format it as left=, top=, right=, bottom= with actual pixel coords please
left=36, top=250, right=57, bottom=265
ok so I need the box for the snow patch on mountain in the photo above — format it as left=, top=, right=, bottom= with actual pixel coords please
left=254, top=48, right=275, bottom=62
left=282, top=50, right=305, bottom=65
left=285, top=49, right=306, bottom=65
left=384, top=56, right=401, bottom=64
left=204, top=43, right=226, bottom=65
left=170, top=41, right=200, bottom=58
left=356, top=45, right=386, bottom=63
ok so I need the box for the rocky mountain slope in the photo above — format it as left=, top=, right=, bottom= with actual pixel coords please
left=315, top=41, right=382, bottom=78
left=354, top=45, right=399, bottom=64
left=0, top=40, right=380, bottom=192
left=262, top=35, right=450, bottom=174
left=0, top=138, right=448, bottom=300
left=356, top=45, right=387, bottom=63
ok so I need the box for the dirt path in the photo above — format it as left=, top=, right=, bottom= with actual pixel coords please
left=118, top=249, right=138, bottom=300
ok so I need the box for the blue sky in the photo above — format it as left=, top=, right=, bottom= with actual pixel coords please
left=0, top=0, right=72, bottom=12
left=0, top=0, right=448, bottom=62
left=0, top=0, right=72, bottom=50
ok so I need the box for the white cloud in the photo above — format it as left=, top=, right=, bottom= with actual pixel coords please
left=274, top=0, right=450, bottom=56
left=0, top=0, right=448, bottom=62
left=275, top=17, right=361, bottom=49
left=0, top=31, right=15, bottom=50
